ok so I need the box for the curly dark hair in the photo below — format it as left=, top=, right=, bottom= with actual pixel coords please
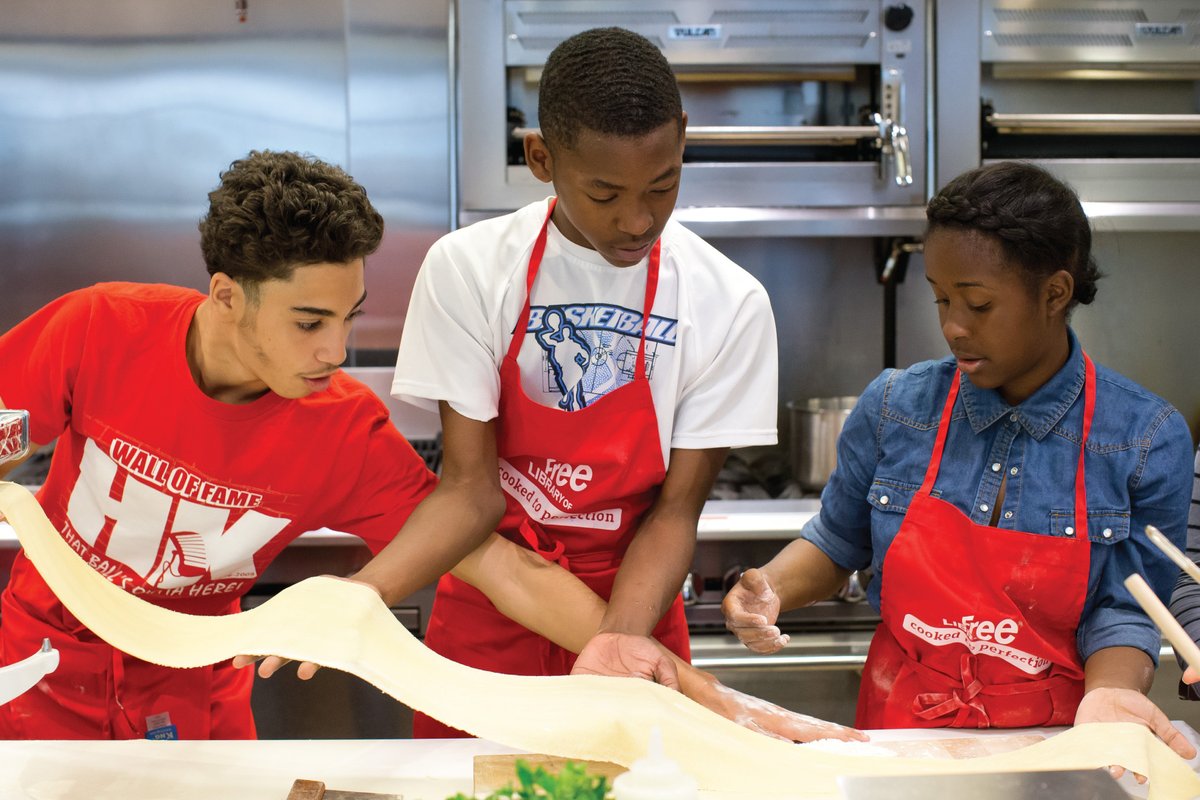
left=538, top=27, right=683, bottom=151
left=198, top=150, right=383, bottom=296
left=925, top=161, right=1101, bottom=309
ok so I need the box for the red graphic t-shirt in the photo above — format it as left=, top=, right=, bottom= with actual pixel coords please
left=0, top=282, right=436, bottom=616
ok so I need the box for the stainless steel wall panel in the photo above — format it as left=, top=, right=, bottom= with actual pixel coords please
left=0, top=0, right=349, bottom=334
left=0, top=0, right=451, bottom=358
left=345, top=0, right=452, bottom=355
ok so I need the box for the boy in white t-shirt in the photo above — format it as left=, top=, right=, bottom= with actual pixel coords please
left=393, top=26, right=779, bottom=738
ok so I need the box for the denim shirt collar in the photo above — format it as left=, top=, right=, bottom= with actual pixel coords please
left=957, top=328, right=1085, bottom=441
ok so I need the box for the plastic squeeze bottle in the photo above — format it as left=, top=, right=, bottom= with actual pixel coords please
left=611, top=727, right=699, bottom=800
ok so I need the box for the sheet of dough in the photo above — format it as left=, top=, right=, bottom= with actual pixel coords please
left=2, top=481, right=1197, bottom=799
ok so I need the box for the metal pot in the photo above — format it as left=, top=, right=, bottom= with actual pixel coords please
left=787, top=397, right=858, bottom=492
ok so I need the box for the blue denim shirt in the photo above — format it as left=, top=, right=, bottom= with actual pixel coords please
left=802, top=330, right=1192, bottom=664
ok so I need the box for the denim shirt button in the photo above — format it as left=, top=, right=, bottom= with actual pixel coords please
left=1102, top=528, right=1113, bottom=539
left=1010, top=466, right=1019, bottom=476
left=1009, top=414, right=1019, bottom=423
left=980, top=503, right=989, bottom=513
left=879, top=495, right=890, bottom=505
left=1065, top=526, right=1075, bottom=535
left=991, top=462, right=1001, bottom=472
left=1004, top=511, right=1013, bottom=520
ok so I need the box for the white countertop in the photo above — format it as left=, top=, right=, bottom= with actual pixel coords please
left=0, top=737, right=518, bottom=800
left=0, top=726, right=1195, bottom=800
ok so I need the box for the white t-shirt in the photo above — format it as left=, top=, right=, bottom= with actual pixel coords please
left=392, top=198, right=778, bottom=464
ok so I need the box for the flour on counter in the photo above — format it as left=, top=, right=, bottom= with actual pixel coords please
left=800, top=739, right=898, bottom=757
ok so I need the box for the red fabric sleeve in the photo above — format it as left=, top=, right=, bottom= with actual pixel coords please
left=328, top=411, right=438, bottom=555
left=0, top=288, right=95, bottom=445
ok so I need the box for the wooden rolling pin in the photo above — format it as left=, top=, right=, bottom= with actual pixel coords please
left=285, top=778, right=402, bottom=800
left=1124, top=573, right=1200, bottom=674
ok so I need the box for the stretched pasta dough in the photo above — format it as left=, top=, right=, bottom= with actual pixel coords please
left=2, top=482, right=1197, bottom=799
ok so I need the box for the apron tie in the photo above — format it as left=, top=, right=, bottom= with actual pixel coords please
left=516, top=518, right=570, bottom=571
left=913, top=654, right=991, bottom=728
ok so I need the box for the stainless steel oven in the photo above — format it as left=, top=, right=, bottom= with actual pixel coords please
left=938, top=0, right=1200, bottom=229
left=457, top=0, right=930, bottom=229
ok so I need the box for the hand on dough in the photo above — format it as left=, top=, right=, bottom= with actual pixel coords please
left=232, top=576, right=384, bottom=681
left=1075, top=686, right=1198, bottom=782
left=571, top=632, right=681, bottom=690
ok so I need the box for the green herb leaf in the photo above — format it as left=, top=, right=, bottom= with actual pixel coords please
left=445, top=759, right=612, bottom=800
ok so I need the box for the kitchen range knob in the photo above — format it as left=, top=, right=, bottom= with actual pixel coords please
left=884, top=4, right=914, bottom=32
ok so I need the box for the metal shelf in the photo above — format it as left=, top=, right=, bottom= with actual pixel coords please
left=671, top=205, right=929, bottom=238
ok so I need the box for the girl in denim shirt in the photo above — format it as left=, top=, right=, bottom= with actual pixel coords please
left=724, top=162, right=1195, bottom=763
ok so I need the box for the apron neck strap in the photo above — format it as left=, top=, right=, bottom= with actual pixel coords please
left=917, top=370, right=961, bottom=497
left=504, top=199, right=558, bottom=364
left=919, top=352, right=1096, bottom=538
left=1074, top=353, right=1096, bottom=537
left=505, top=197, right=661, bottom=380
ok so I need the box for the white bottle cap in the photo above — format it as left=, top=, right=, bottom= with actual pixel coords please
left=611, top=728, right=699, bottom=800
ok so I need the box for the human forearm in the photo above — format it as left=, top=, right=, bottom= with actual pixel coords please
left=600, top=447, right=725, bottom=636
left=601, top=512, right=695, bottom=636
left=452, top=532, right=603, bottom=652
left=1084, top=646, right=1155, bottom=694
left=759, top=538, right=852, bottom=612
left=352, top=480, right=505, bottom=607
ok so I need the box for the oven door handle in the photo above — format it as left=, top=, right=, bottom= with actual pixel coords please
left=512, top=125, right=881, bottom=147
left=889, top=123, right=912, bottom=187
left=872, top=113, right=913, bottom=188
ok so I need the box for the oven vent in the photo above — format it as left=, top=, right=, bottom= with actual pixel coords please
left=710, top=10, right=870, bottom=24
left=992, top=33, right=1134, bottom=48
left=513, top=11, right=680, bottom=25
left=993, top=8, right=1148, bottom=22
left=513, top=34, right=668, bottom=50
left=726, top=34, right=873, bottom=50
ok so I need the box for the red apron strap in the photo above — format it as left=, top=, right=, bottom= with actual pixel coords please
left=504, top=197, right=661, bottom=379
left=503, top=198, right=558, bottom=364
left=917, top=370, right=961, bottom=497
left=919, top=353, right=1094, bottom=528
left=514, top=517, right=569, bottom=570
left=909, top=652, right=1079, bottom=727
left=633, top=242, right=661, bottom=381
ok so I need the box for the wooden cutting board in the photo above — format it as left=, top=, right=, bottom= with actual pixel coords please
left=474, top=754, right=627, bottom=795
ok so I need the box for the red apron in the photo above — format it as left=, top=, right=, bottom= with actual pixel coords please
left=856, top=354, right=1096, bottom=729
left=0, top=553, right=255, bottom=739
left=415, top=199, right=690, bottom=738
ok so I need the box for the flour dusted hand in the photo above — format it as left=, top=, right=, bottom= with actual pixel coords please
left=722, top=568, right=789, bottom=654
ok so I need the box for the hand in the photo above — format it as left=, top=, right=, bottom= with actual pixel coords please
left=232, top=576, right=384, bottom=681
left=1184, top=666, right=1199, bottom=685
left=722, top=568, right=789, bottom=654
left=231, top=653, right=322, bottom=680
left=571, top=632, right=680, bottom=690
left=1075, top=686, right=1198, bottom=782
left=684, top=668, right=868, bottom=743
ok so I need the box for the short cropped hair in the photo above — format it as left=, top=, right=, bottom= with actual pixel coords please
left=199, top=150, right=383, bottom=293
left=538, top=27, right=683, bottom=151
left=926, top=161, right=1101, bottom=309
